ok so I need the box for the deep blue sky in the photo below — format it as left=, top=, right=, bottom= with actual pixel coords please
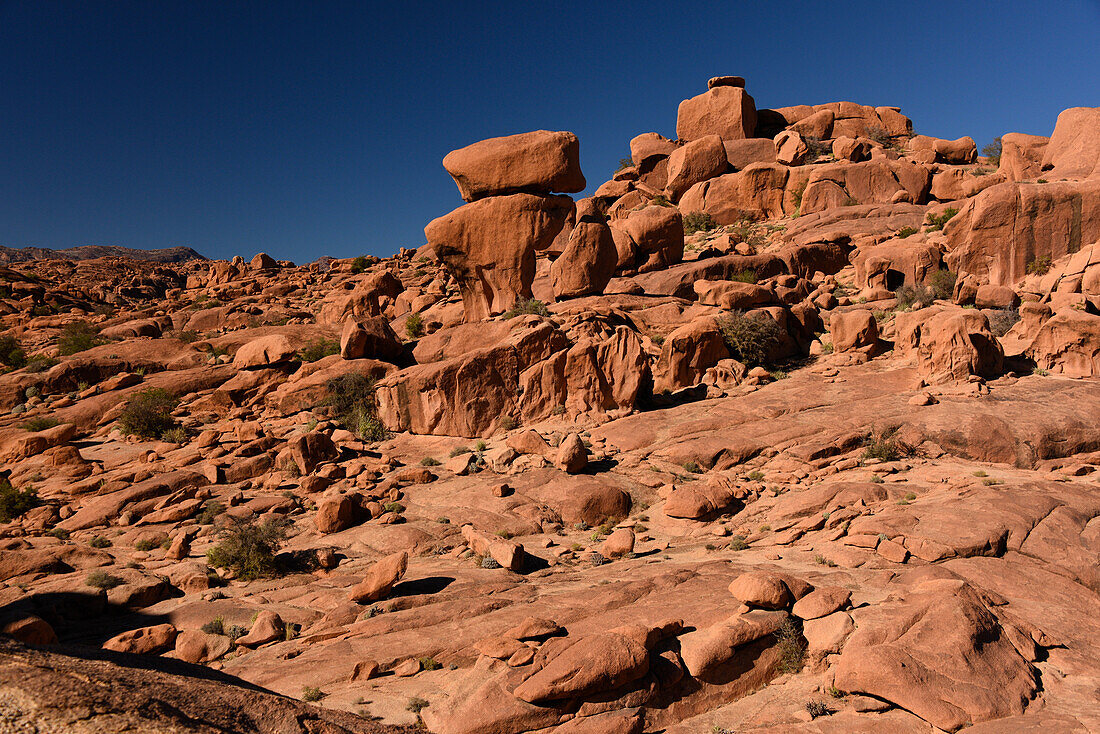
left=2, top=1, right=1098, bottom=262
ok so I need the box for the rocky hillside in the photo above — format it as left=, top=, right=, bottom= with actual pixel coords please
left=0, top=244, right=204, bottom=264
left=0, top=78, right=1098, bottom=733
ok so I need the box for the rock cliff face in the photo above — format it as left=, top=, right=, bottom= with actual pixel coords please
left=1, top=79, right=1099, bottom=733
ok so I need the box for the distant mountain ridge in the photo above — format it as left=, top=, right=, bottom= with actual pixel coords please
left=0, top=244, right=205, bottom=264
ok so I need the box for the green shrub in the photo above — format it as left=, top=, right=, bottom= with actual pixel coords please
left=201, top=616, right=225, bottom=635
left=0, top=480, right=38, bottom=522
left=406, top=696, right=429, bottom=713
left=775, top=617, right=806, bottom=673
left=924, top=207, right=958, bottom=231
left=683, top=211, right=717, bottom=235
left=894, top=284, right=935, bottom=310
left=160, top=427, right=187, bottom=444
left=350, top=256, right=369, bottom=274
left=205, top=516, right=288, bottom=580
left=718, top=312, right=786, bottom=367
left=419, top=656, right=441, bottom=671
left=302, top=686, right=325, bottom=702
left=22, top=417, right=59, bottom=432
left=896, top=226, right=918, bottom=239
left=0, top=335, right=26, bottom=369
left=615, top=157, right=634, bottom=172
left=865, top=125, right=892, bottom=147
left=405, top=313, right=424, bottom=339
left=649, top=195, right=673, bottom=207
left=730, top=269, right=757, bottom=284
left=1026, top=255, right=1052, bottom=276
left=981, top=136, right=1002, bottom=165
left=420, top=457, right=441, bottom=466
left=862, top=428, right=911, bottom=462
left=89, top=535, right=112, bottom=548
left=134, top=537, right=162, bottom=552
left=86, top=570, right=123, bottom=590
left=118, top=388, right=178, bottom=439
left=805, top=700, right=833, bottom=719
left=928, top=270, right=957, bottom=300
left=298, top=338, right=339, bottom=362
left=789, top=180, right=807, bottom=217
left=325, top=373, right=386, bottom=441
left=57, top=321, right=105, bottom=356
left=502, top=298, right=550, bottom=319
left=987, top=308, right=1020, bottom=337
left=24, top=355, right=58, bottom=373
left=196, top=500, right=225, bottom=525
left=804, top=136, right=830, bottom=162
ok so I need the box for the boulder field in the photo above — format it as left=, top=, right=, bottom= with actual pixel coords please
left=1, top=78, right=1099, bottom=733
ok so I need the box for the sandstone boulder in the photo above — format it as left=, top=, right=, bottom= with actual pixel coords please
left=1041, top=106, right=1100, bottom=180
left=349, top=551, right=408, bottom=603
left=512, top=632, right=649, bottom=703
left=550, top=200, right=617, bottom=300
left=677, top=85, right=757, bottom=141
left=443, top=130, right=585, bottom=201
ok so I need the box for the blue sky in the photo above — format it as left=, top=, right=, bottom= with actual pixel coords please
left=1, top=0, right=1098, bottom=262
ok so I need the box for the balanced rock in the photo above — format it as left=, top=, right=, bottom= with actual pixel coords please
left=443, top=130, right=586, bottom=202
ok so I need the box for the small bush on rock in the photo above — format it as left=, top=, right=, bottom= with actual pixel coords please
left=924, top=208, right=958, bottom=231
left=405, top=313, right=424, bottom=339
left=326, top=373, right=385, bottom=442
left=683, top=211, right=717, bottom=235
left=206, top=516, right=289, bottom=580
left=350, top=256, right=369, bottom=274
left=118, top=388, right=179, bottom=439
left=298, top=338, right=339, bottom=362
left=0, top=335, right=26, bottom=369
left=981, top=136, right=1002, bottom=165
left=86, top=570, right=123, bottom=590
left=0, top=480, right=38, bottom=522
left=57, top=321, right=105, bottom=356
left=718, top=312, right=785, bottom=367
left=502, top=298, right=550, bottom=319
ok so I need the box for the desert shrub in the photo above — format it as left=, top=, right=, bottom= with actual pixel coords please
left=160, top=427, right=187, bottom=444
left=987, top=307, right=1020, bottom=337
left=22, top=417, right=59, bottom=432
left=0, top=480, right=38, bottom=522
left=405, top=312, right=424, bottom=339
left=502, top=298, right=550, bottom=319
left=728, top=536, right=749, bottom=551
left=893, top=284, right=935, bottom=310
left=718, top=312, right=786, bottom=367
left=196, top=500, right=225, bottom=525
left=649, top=195, right=673, bottom=207
left=789, top=179, right=807, bottom=216
left=0, top=335, right=25, bottom=369
left=924, top=207, right=958, bottom=231
left=86, top=570, right=123, bottom=590
left=302, top=686, right=325, bottom=702
left=865, top=125, right=892, bottom=146
left=24, top=355, right=58, bottom=373
left=862, top=427, right=911, bottom=462
left=205, top=516, right=289, bottom=580
left=928, top=269, right=957, bottom=300
left=89, top=535, right=112, bottom=548
left=420, top=457, right=441, bottom=466
left=325, top=372, right=385, bottom=441
left=730, top=269, right=757, bottom=283
left=896, top=226, right=918, bottom=239
left=173, top=329, right=200, bottom=343
left=804, top=136, right=830, bottom=162
left=134, top=538, right=162, bottom=552
left=201, top=616, right=225, bottom=635
left=1026, top=255, right=1052, bottom=276
left=981, top=136, right=1002, bottom=165
left=298, top=338, right=339, bottom=363
left=226, top=624, right=248, bottom=642
left=805, top=700, right=833, bottom=719
left=406, top=696, right=429, bottom=713
left=682, top=461, right=700, bottom=474
left=419, top=656, right=441, bottom=671
left=615, top=157, right=634, bottom=172
left=118, top=388, right=178, bottom=439
left=480, top=556, right=501, bottom=569
left=499, top=415, right=518, bottom=431
left=683, top=211, right=717, bottom=235
left=775, top=617, right=806, bottom=673
left=57, top=321, right=105, bottom=356
left=350, top=256, right=369, bottom=274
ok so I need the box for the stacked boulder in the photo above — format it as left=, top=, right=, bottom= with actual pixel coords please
left=426, top=131, right=586, bottom=321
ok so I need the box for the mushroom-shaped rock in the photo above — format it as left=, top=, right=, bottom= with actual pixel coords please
left=728, top=571, right=793, bottom=610
left=443, top=130, right=586, bottom=202
left=349, top=551, right=408, bottom=603
left=512, top=632, right=649, bottom=704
